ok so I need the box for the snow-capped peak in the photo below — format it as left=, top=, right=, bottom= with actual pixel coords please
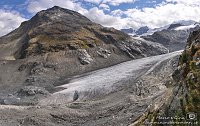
left=174, top=24, right=197, bottom=31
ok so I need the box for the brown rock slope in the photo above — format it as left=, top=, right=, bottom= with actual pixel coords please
left=143, top=29, right=200, bottom=125
left=0, top=6, right=168, bottom=95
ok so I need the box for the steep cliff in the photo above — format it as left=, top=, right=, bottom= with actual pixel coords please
left=142, top=29, right=200, bottom=125
left=168, top=29, right=200, bottom=122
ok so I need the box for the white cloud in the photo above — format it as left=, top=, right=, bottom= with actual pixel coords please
left=25, top=0, right=200, bottom=31
left=102, top=0, right=137, bottom=6
left=0, top=10, right=27, bottom=37
left=27, top=0, right=87, bottom=14
left=82, top=0, right=137, bottom=6
left=99, top=4, right=110, bottom=11
left=122, top=3, right=200, bottom=29
left=84, top=7, right=127, bottom=29
left=166, top=0, right=200, bottom=6
left=111, top=9, right=124, bottom=16
left=83, top=0, right=102, bottom=4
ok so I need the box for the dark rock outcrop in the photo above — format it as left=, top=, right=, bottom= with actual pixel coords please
left=167, top=29, right=200, bottom=120
left=136, top=26, right=149, bottom=35
left=121, top=28, right=134, bottom=34
left=146, top=29, right=200, bottom=124
left=167, top=23, right=183, bottom=30
left=17, top=86, right=49, bottom=96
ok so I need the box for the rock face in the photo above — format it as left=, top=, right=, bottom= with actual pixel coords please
left=120, top=26, right=150, bottom=35
left=167, top=23, right=183, bottom=30
left=147, top=29, right=200, bottom=124
left=117, top=38, right=168, bottom=58
left=169, top=29, right=200, bottom=119
left=142, top=29, right=189, bottom=52
left=0, top=6, right=168, bottom=95
left=17, top=86, right=49, bottom=96
left=135, top=26, right=149, bottom=35
left=78, top=49, right=93, bottom=65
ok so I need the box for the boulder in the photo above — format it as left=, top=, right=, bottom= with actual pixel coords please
left=17, top=86, right=49, bottom=96
left=78, top=49, right=93, bottom=65
left=3, top=94, right=21, bottom=105
left=97, top=47, right=111, bottom=58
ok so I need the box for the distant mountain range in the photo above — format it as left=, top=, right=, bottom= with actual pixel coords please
left=121, top=20, right=200, bottom=36
left=121, top=20, right=200, bottom=52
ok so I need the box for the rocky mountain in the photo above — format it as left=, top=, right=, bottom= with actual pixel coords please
left=141, top=25, right=200, bottom=52
left=121, top=28, right=134, bottom=34
left=121, top=20, right=199, bottom=37
left=0, top=6, right=168, bottom=100
left=167, top=23, right=183, bottom=30
left=120, top=26, right=149, bottom=35
left=135, top=26, right=149, bottom=35
left=1, top=6, right=131, bottom=60
left=141, top=29, right=189, bottom=52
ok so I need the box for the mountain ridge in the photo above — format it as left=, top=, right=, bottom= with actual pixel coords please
left=120, top=20, right=198, bottom=36
left=0, top=6, right=168, bottom=95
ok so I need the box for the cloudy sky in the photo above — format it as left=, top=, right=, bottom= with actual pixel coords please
left=0, top=0, right=200, bottom=36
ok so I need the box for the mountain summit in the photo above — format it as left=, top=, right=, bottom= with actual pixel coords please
left=0, top=6, right=130, bottom=60
left=0, top=6, right=167, bottom=96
